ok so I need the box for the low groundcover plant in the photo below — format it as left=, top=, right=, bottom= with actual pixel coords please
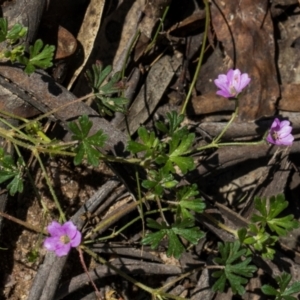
left=0, top=22, right=297, bottom=298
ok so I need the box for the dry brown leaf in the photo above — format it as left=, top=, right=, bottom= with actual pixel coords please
left=67, top=0, right=105, bottom=89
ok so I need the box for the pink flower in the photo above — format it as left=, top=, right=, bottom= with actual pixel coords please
left=214, top=69, right=251, bottom=98
left=43, top=221, right=82, bottom=257
left=266, top=118, right=294, bottom=146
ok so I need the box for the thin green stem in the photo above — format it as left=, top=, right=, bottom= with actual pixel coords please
left=34, top=150, right=66, bottom=222
left=145, top=6, right=170, bottom=54
left=180, top=0, right=210, bottom=115
left=84, top=207, right=170, bottom=244
left=121, top=29, right=140, bottom=80
left=213, top=98, right=238, bottom=144
left=84, top=199, right=143, bottom=240
left=14, top=93, right=94, bottom=132
left=0, top=109, right=29, bottom=123
left=201, top=212, right=238, bottom=237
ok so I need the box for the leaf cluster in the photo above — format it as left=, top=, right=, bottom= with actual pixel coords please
left=141, top=218, right=205, bottom=259
left=141, top=183, right=206, bottom=258
left=86, top=62, right=128, bottom=116
left=128, top=112, right=204, bottom=258
left=0, top=18, right=27, bottom=44
left=0, top=18, right=55, bottom=75
left=212, top=241, right=257, bottom=295
left=262, top=272, right=300, bottom=300
left=238, top=194, right=299, bottom=260
left=127, top=111, right=195, bottom=176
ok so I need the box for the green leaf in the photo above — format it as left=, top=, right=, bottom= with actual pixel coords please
left=155, top=111, right=184, bottom=135
left=69, top=115, right=93, bottom=140
left=212, top=241, right=257, bottom=295
left=166, top=130, right=195, bottom=174
left=142, top=218, right=205, bottom=259
left=262, top=272, right=300, bottom=300
left=0, top=18, right=8, bottom=43
left=68, top=115, right=107, bottom=166
left=238, top=224, right=278, bottom=260
left=7, top=174, right=23, bottom=196
left=142, top=169, right=178, bottom=197
left=19, top=39, right=55, bottom=74
left=6, top=23, right=28, bottom=43
left=86, top=63, right=128, bottom=116
left=176, top=184, right=206, bottom=219
left=86, top=63, right=112, bottom=90
left=268, top=215, right=299, bottom=236
left=284, top=282, right=300, bottom=296
left=0, top=148, right=24, bottom=195
left=261, top=284, right=279, bottom=296
left=0, top=169, right=17, bottom=184
left=127, top=127, right=159, bottom=156
left=251, top=195, right=300, bottom=236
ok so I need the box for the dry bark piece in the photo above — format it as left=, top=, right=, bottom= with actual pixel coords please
left=55, top=258, right=182, bottom=299
left=190, top=91, right=235, bottom=115
left=167, top=10, right=206, bottom=37
left=67, top=0, right=105, bottom=89
left=279, top=83, right=300, bottom=111
left=116, top=55, right=181, bottom=133
left=211, top=0, right=279, bottom=120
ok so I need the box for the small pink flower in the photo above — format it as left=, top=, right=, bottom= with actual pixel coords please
left=43, top=221, right=81, bottom=257
left=214, top=69, right=251, bottom=98
left=266, top=118, right=294, bottom=146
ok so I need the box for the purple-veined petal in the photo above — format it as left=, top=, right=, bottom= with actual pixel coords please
left=70, top=230, right=82, bottom=247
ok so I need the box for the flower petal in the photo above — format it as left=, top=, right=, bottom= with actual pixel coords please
left=280, top=134, right=294, bottom=145
left=43, top=236, right=61, bottom=251
left=279, top=126, right=292, bottom=137
left=70, top=230, right=82, bottom=247
left=226, top=69, right=236, bottom=84
left=279, top=120, right=291, bottom=128
left=214, top=69, right=250, bottom=98
left=62, top=221, right=78, bottom=239
left=216, top=90, right=232, bottom=98
left=55, top=243, right=71, bottom=257
left=266, top=133, right=275, bottom=144
left=47, top=221, right=64, bottom=237
left=238, top=74, right=251, bottom=91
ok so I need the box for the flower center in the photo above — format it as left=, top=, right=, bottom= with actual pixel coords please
left=229, top=85, right=237, bottom=96
left=271, top=131, right=279, bottom=141
left=60, top=235, right=70, bottom=244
